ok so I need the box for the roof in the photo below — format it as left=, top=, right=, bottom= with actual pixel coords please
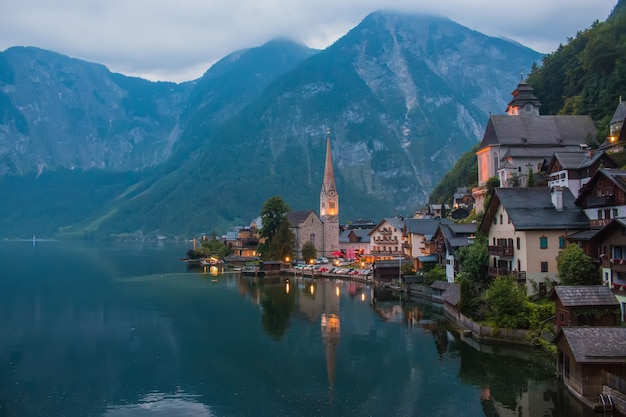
left=339, top=228, right=371, bottom=243
left=480, top=187, right=588, bottom=233
left=558, top=327, right=626, bottom=364
left=479, top=114, right=596, bottom=149
left=553, top=285, right=619, bottom=307
left=369, top=217, right=405, bottom=236
left=443, top=283, right=461, bottom=306
left=437, top=223, right=476, bottom=255
left=576, top=168, right=626, bottom=205
left=286, top=210, right=318, bottom=227
left=404, top=218, right=451, bottom=235
left=610, top=100, right=626, bottom=125
left=430, top=280, right=451, bottom=290
left=551, top=150, right=608, bottom=170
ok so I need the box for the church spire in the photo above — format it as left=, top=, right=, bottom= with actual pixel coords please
left=320, top=129, right=338, bottom=219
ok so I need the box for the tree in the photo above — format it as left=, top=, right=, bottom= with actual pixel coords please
left=483, top=277, right=528, bottom=328
left=260, top=196, right=291, bottom=240
left=301, top=241, right=317, bottom=264
left=526, top=166, right=536, bottom=187
left=556, top=244, right=600, bottom=285
left=457, top=235, right=490, bottom=294
left=424, top=264, right=446, bottom=285
left=258, top=196, right=295, bottom=261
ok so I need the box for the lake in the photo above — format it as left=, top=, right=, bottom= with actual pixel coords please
left=0, top=240, right=594, bottom=416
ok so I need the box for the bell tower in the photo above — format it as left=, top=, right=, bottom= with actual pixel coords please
left=320, top=129, right=340, bottom=257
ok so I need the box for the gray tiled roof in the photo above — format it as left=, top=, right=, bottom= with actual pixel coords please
left=480, top=115, right=596, bottom=148
left=443, top=283, right=461, bottom=306
left=430, top=280, right=451, bottom=290
left=561, top=327, right=626, bottom=364
left=552, top=151, right=606, bottom=170
left=553, top=285, right=619, bottom=307
left=339, top=228, right=370, bottom=243
left=495, top=188, right=588, bottom=230
left=286, top=210, right=317, bottom=227
left=405, top=218, right=451, bottom=235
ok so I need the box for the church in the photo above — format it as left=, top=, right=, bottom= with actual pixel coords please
left=287, top=131, right=340, bottom=260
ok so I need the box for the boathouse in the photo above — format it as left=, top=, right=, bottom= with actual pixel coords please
left=551, top=285, right=620, bottom=331
left=555, top=326, right=626, bottom=415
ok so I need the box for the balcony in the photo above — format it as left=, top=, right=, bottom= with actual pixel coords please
left=590, top=218, right=611, bottom=228
left=488, top=267, right=527, bottom=281
left=585, top=194, right=615, bottom=208
left=488, top=245, right=514, bottom=257
left=424, top=242, right=437, bottom=255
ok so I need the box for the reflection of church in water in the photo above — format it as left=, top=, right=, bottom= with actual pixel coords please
left=296, top=279, right=340, bottom=401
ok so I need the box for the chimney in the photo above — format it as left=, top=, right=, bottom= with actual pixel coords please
left=551, top=186, right=564, bottom=211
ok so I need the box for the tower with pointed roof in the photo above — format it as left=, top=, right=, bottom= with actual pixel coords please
left=320, top=130, right=340, bottom=257
left=505, top=76, right=542, bottom=116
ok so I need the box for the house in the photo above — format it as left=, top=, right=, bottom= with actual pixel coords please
left=598, top=98, right=626, bottom=154
left=453, top=187, right=475, bottom=209
left=368, top=217, right=406, bottom=260
left=372, top=259, right=404, bottom=283
left=574, top=168, right=626, bottom=229
left=555, top=326, right=626, bottom=414
left=432, top=223, right=476, bottom=282
left=232, top=226, right=260, bottom=257
left=473, top=79, right=596, bottom=212
left=287, top=210, right=324, bottom=261
left=404, top=218, right=452, bottom=271
left=545, top=150, right=617, bottom=196
left=479, top=187, right=589, bottom=294
left=551, top=285, right=620, bottom=332
left=338, top=228, right=370, bottom=259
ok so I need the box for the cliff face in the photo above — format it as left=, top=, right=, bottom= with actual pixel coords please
left=0, top=12, right=542, bottom=237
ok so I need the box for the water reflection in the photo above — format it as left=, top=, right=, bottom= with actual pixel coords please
left=0, top=242, right=593, bottom=416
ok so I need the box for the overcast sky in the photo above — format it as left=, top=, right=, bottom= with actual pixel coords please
left=0, top=0, right=618, bottom=83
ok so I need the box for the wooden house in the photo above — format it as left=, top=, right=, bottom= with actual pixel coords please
left=551, top=286, right=620, bottom=331
left=555, top=326, right=626, bottom=414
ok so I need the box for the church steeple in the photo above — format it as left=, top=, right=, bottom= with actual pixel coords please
left=320, top=130, right=338, bottom=220
left=505, top=78, right=542, bottom=116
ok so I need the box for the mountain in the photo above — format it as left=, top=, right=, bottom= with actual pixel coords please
left=0, top=12, right=542, bottom=238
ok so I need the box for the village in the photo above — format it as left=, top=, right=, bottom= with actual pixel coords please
left=186, top=79, right=626, bottom=416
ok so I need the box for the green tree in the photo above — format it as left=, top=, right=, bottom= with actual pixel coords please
left=483, top=277, right=528, bottom=328
left=424, top=264, right=446, bottom=285
left=556, top=244, right=600, bottom=285
left=483, top=176, right=500, bottom=211
left=301, top=241, right=317, bottom=264
left=526, top=166, right=536, bottom=187
left=258, top=196, right=295, bottom=260
left=457, top=235, right=490, bottom=294
left=260, top=196, right=291, bottom=240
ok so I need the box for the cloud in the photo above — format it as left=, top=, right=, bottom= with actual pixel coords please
left=0, top=0, right=617, bottom=82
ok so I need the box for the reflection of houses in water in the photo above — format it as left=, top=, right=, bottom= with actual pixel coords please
left=480, top=382, right=554, bottom=417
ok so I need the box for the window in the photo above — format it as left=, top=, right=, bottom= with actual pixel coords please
left=541, top=262, right=548, bottom=273
left=493, top=217, right=497, bottom=225
left=516, top=237, right=521, bottom=250
left=499, top=214, right=503, bottom=224
left=559, top=236, right=566, bottom=249
left=310, top=234, right=315, bottom=244
left=540, top=236, right=548, bottom=249
left=598, top=209, right=603, bottom=220
left=614, top=208, right=619, bottom=218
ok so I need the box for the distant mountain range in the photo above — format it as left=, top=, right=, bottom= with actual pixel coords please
left=0, top=11, right=542, bottom=239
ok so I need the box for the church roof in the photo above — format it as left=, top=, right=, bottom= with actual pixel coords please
left=321, top=133, right=337, bottom=194
left=479, top=115, right=596, bottom=149
left=286, top=210, right=319, bottom=227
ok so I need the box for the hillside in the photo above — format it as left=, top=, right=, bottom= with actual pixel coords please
left=0, top=12, right=542, bottom=238
left=429, top=1, right=626, bottom=205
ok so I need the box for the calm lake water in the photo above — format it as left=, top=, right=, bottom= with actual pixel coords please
left=0, top=241, right=595, bottom=417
